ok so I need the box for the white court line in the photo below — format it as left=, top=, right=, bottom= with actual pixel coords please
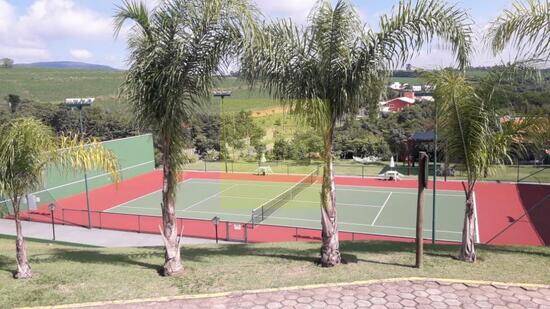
left=109, top=205, right=462, bottom=235
left=336, top=187, right=464, bottom=197
left=103, top=179, right=194, bottom=212
left=181, top=184, right=239, bottom=211
left=189, top=178, right=464, bottom=197
left=473, top=191, right=480, bottom=243
left=185, top=209, right=462, bottom=235
left=105, top=178, right=235, bottom=212
left=371, top=192, right=393, bottom=225
left=220, top=195, right=382, bottom=209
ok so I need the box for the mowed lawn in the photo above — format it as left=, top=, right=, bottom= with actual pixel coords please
left=0, top=235, right=549, bottom=307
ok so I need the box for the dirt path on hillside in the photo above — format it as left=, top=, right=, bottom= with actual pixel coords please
left=251, top=106, right=286, bottom=117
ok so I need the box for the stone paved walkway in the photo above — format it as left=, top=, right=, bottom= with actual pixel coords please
left=86, top=279, right=550, bottom=309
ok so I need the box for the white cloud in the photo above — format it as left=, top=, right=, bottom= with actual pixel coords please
left=0, top=0, right=14, bottom=33
left=255, top=0, right=316, bottom=23
left=70, top=49, right=93, bottom=61
left=18, top=0, right=112, bottom=41
left=0, top=0, right=114, bottom=63
left=0, top=0, right=51, bottom=62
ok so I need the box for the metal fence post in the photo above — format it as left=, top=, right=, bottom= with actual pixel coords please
left=517, top=161, right=520, bottom=183
left=362, top=166, right=365, bottom=178
left=204, top=160, right=207, bottom=172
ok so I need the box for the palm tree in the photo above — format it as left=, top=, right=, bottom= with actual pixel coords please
left=0, top=118, right=120, bottom=279
left=241, top=0, right=473, bottom=267
left=426, top=68, right=543, bottom=262
left=488, top=0, right=549, bottom=60
left=114, top=0, right=258, bottom=275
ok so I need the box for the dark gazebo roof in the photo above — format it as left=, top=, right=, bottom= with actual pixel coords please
left=410, top=131, right=435, bottom=142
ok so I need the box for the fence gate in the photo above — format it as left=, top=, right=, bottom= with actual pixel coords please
left=226, top=222, right=249, bottom=243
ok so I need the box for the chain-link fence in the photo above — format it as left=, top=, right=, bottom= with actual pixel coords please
left=183, top=160, right=550, bottom=184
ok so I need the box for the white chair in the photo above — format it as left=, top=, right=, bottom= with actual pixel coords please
left=384, top=170, right=400, bottom=181
left=255, top=166, right=273, bottom=176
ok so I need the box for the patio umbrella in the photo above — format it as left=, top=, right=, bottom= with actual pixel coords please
left=390, top=156, right=395, bottom=170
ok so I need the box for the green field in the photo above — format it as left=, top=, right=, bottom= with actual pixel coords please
left=0, top=68, right=278, bottom=113
left=0, top=235, right=549, bottom=307
left=0, top=67, right=498, bottom=114
left=107, top=178, right=468, bottom=241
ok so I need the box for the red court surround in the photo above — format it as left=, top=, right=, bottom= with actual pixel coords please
left=11, top=170, right=550, bottom=247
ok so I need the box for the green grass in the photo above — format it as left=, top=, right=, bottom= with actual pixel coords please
left=0, top=68, right=279, bottom=113
left=0, top=235, right=548, bottom=307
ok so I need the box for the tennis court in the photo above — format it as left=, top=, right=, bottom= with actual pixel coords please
left=106, top=174, right=474, bottom=242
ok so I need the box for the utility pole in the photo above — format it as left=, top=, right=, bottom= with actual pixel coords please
left=416, top=152, right=429, bottom=268
left=213, top=90, right=231, bottom=173
left=65, top=98, right=94, bottom=229
left=432, top=99, right=438, bottom=244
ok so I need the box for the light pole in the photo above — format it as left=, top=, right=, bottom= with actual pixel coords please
left=65, top=98, right=94, bottom=229
left=432, top=99, right=438, bottom=244
left=213, top=90, right=232, bottom=172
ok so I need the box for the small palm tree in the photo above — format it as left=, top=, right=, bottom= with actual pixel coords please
left=427, top=68, right=543, bottom=262
left=114, top=0, right=258, bottom=275
left=0, top=118, right=120, bottom=279
left=488, top=0, right=549, bottom=60
left=241, top=0, right=472, bottom=267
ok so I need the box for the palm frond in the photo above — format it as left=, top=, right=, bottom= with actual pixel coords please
left=367, top=0, right=473, bottom=70
left=119, top=0, right=259, bottom=186
left=488, top=0, right=550, bottom=60
left=0, top=118, right=56, bottom=200
left=113, top=0, right=152, bottom=39
left=0, top=118, right=120, bottom=204
left=55, top=135, right=121, bottom=184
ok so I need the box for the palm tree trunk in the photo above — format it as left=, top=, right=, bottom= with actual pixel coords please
left=320, top=124, right=341, bottom=267
left=13, top=198, right=32, bottom=279
left=459, top=190, right=476, bottom=262
left=160, top=136, right=183, bottom=276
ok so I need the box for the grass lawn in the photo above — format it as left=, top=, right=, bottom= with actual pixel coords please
left=0, top=235, right=549, bottom=307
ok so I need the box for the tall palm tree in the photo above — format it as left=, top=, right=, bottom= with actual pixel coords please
left=426, top=68, right=543, bottom=262
left=241, top=0, right=473, bottom=267
left=114, top=0, right=258, bottom=276
left=0, top=118, right=120, bottom=279
left=488, top=0, right=549, bottom=60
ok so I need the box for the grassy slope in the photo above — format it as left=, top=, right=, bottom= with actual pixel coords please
left=0, top=235, right=549, bottom=307
left=0, top=68, right=492, bottom=113
left=0, top=68, right=278, bottom=113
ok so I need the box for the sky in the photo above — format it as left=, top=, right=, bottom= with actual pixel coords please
left=0, top=0, right=519, bottom=69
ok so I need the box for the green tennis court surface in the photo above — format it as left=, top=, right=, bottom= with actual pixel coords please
left=106, top=178, right=473, bottom=242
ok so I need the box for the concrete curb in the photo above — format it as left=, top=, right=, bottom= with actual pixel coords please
left=19, top=277, right=550, bottom=309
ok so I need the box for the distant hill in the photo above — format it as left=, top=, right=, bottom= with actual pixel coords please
left=14, top=61, right=118, bottom=71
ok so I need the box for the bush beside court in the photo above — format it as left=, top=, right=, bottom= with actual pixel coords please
left=0, top=235, right=549, bottom=307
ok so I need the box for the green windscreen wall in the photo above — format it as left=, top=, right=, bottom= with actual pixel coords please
left=1, top=134, right=155, bottom=215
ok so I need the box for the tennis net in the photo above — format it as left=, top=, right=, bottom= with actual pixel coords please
left=251, top=167, right=319, bottom=225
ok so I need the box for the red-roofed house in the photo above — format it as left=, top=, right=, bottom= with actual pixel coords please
left=379, top=91, right=416, bottom=113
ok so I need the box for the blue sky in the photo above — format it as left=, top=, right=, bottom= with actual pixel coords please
left=0, top=0, right=517, bottom=69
